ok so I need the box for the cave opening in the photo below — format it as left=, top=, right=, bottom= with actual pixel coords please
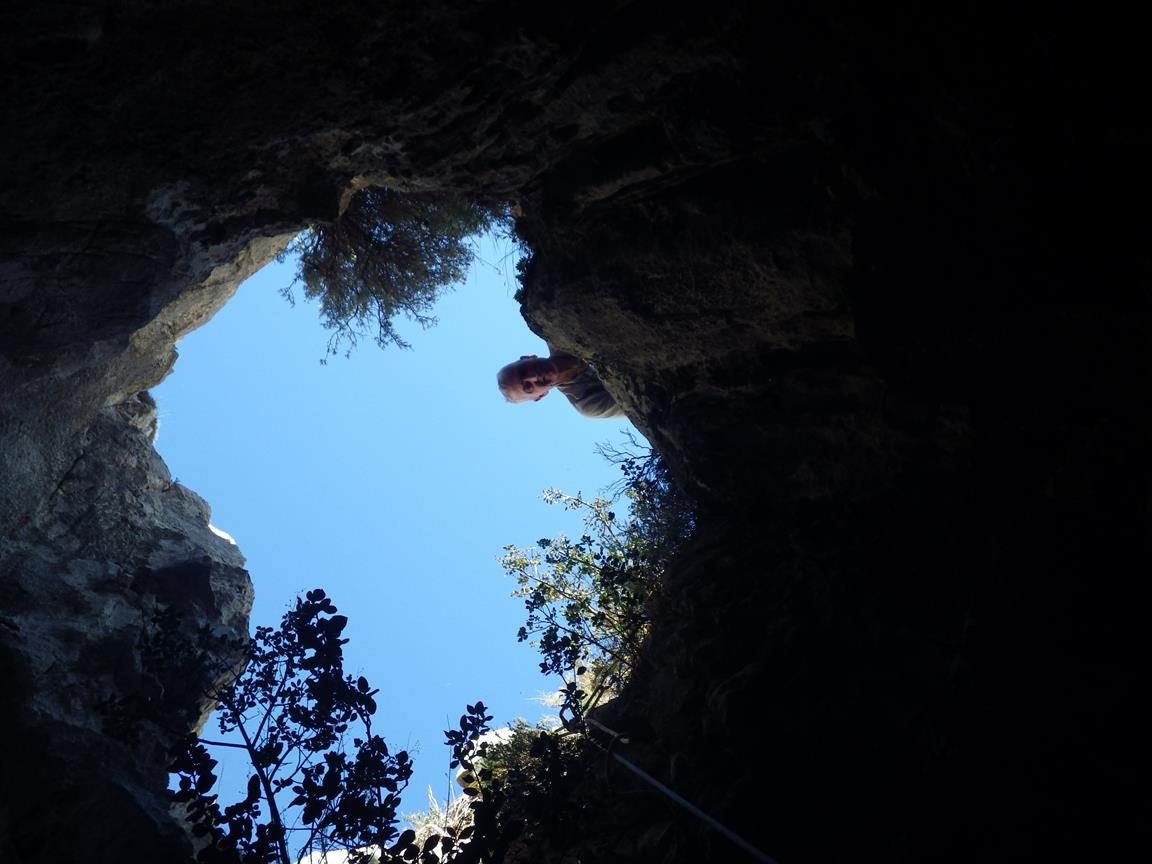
left=150, top=228, right=638, bottom=813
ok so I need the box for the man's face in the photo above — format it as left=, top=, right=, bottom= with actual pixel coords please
left=503, top=355, right=556, bottom=402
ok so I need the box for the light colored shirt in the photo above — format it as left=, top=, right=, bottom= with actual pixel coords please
left=557, top=367, right=625, bottom=418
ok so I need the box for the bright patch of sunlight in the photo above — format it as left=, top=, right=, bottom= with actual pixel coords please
left=208, top=523, right=237, bottom=545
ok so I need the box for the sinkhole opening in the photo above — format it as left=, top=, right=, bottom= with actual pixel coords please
left=149, top=225, right=682, bottom=853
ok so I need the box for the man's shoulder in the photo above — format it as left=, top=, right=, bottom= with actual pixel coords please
left=558, top=367, right=625, bottom=419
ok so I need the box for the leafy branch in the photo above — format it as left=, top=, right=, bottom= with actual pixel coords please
left=281, top=188, right=502, bottom=357
left=105, top=591, right=412, bottom=864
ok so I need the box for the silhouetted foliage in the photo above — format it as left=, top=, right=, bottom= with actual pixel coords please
left=474, top=720, right=586, bottom=812
left=400, top=788, right=474, bottom=862
left=407, top=711, right=585, bottom=864
left=457, top=721, right=589, bottom=864
left=500, top=437, right=695, bottom=724
left=106, top=591, right=413, bottom=864
left=101, top=440, right=692, bottom=864
left=173, top=590, right=412, bottom=864
left=597, top=431, right=696, bottom=567
left=282, top=188, right=499, bottom=356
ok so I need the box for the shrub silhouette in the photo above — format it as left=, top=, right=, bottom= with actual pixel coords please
left=107, top=591, right=412, bottom=864
left=285, top=188, right=498, bottom=355
left=501, top=437, right=695, bottom=722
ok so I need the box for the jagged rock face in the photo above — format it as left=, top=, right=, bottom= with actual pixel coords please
left=2, top=2, right=1150, bottom=862
left=0, top=396, right=251, bottom=861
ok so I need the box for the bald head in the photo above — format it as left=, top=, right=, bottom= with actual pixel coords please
left=497, top=355, right=554, bottom=403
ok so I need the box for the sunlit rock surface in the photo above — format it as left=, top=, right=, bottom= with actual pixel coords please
left=2, top=2, right=1149, bottom=861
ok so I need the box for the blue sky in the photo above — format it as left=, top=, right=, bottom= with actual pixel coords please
left=152, top=231, right=635, bottom=812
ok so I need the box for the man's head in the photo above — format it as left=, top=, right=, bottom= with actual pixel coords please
left=497, top=355, right=557, bottom=403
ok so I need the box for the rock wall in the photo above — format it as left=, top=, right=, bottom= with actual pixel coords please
left=513, top=9, right=1152, bottom=859
left=1, top=2, right=1149, bottom=861
left=0, top=396, right=251, bottom=860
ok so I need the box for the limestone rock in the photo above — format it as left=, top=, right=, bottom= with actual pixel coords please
left=0, top=397, right=251, bottom=860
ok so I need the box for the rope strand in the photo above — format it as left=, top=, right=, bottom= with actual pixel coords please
left=580, top=717, right=780, bottom=864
